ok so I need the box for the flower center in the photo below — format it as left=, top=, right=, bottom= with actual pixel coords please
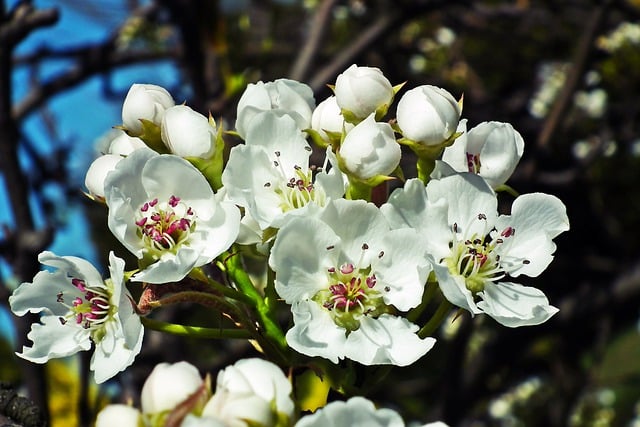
left=264, top=151, right=328, bottom=212
left=312, top=244, right=390, bottom=331
left=445, top=214, right=519, bottom=294
left=135, top=195, right=195, bottom=254
left=57, top=278, right=111, bottom=333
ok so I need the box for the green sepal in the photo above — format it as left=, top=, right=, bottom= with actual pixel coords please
left=184, top=118, right=226, bottom=191
left=304, top=128, right=331, bottom=150
left=261, top=227, right=278, bottom=244
left=494, top=183, right=520, bottom=197
left=136, top=119, right=170, bottom=154
left=340, top=108, right=363, bottom=126
left=224, top=129, right=242, bottom=139
left=296, top=369, right=330, bottom=412
left=392, top=81, right=406, bottom=95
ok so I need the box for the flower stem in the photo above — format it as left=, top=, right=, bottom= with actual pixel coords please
left=141, top=317, right=251, bottom=339
left=418, top=298, right=453, bottom=339
left=416, top=157, right=435, bottom=185
left=223, top=251, right=290, bottom=362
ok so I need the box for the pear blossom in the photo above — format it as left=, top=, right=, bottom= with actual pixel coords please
left=235, top=78, right=315, bottom=138
left=85, top=154, right=124, bottom=199
left=141, top=361, right=205, bottom=415
left=104, top=147, right=240, bottom=283
left=107, top=131, right=147, bottom=155
left=269, top=199, right=435, bottom=366
left=396, top=85, right=461, bottom=146
left=381, top=174, right=569, bottom=327
left=439, top=120, right=525, bottom=188
left=122, top=83, right=175, bottom=135
left=9, top=251, right=143, bottom=384
left=294, top=396, right=404, bottom=427
left=199, top=358, right=294, bottom=427
left=339, top=113, right=401, bottom=180
left=311, top=95, right=354, bottom=141
left=222, top=111, right=346, bottom=231
left=95, top=404, right=142, bottom=427
left=161, top=105, right=217, bottom=159
left=334, top=64, right=394, bottom=122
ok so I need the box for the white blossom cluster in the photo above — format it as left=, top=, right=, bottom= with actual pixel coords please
left=8, top=64, right=569, bottom=427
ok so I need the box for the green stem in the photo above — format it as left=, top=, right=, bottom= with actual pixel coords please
left=416, top=157, right=436, bottom=185
left=141, top=317, right=251, bottom=339
left=418, top=298, right=453, bottom=339
left=346, top=178, right=372, bottom=201
left=189, top=267, right=253, bottom=305
left=223, top=251, right=290, bottom=361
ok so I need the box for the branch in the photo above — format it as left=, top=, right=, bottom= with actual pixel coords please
left=288, top=0, right=337, bottom=82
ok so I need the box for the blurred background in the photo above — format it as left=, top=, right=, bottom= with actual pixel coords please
left=1, top=0, right=640, bottom=426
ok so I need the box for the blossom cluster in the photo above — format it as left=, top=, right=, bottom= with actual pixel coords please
left=9, top=64, right=569, bottom=425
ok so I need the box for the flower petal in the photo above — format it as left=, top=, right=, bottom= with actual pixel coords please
left=17, top=315, right=91, bottom=363
left=285, top=301, right=347, bottom=363
left=343, top=315, right=435, bottom=366
left=477, top=282, right=558, bottom=327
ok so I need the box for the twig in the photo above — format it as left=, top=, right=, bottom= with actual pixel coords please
left=288, top=0, right=337, bottom=82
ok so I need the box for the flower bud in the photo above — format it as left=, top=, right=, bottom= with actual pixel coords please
left=141, top=361, right=204, bottom=415
left=334, top=64, right=394, bottom=123
left=236, top=79, right=315, bottom=138
left=85, top=154, right=124, bottom=199
left=339, top=114, right=400, bottom=180
left=396, top=85, right=461, bottom=146
left=122, top=83, right=175, bottom=135
left=202, top=358, right=294, bottom=427
left=107, top=131, right=147, bottom=156
left=161, top=105, right=216, bottom=159
left=95, top=404, right=141, bottom=427
left=442, top=121, right=524, bottom=188
left=311, top=96, right=353, bottom=141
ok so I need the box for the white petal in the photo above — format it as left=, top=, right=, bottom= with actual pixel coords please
left=285, top=301, right=347, bottom=363
left=314, top=147, right=347, bottom=200
left=131, top=247, right=201, bottom=283
left=17, top=315, right=91, bottom=363
left=426, top=173, right=497, bottom=239
left=432, top=264, right=479, bottom=315
left=295, top=396, right=405, bottom=427
left=380, top=178, right=429, bottom=230
left=373, top=229, right=431, bottom=311
left=270, top=217, right=339, bottom=303
left=495, top=193, right=569, bottom=277
left=441, top=118, right=469, bottom=172
left=344, top=315, right=435, bottom=366
left=477, top=282, right=558, bottom=327
left=91, top=317, right=143, bottom=384
left=318, top=199, right=389, bottom=264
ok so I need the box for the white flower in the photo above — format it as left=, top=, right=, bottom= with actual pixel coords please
left=311, top=96, right=354, bottom=140
left=339, top=113, right=401, bottom=180
left=9, top=251, right=143, bottom=384
left=334, top=64, right=394, bottom=122
left=294, top=396, right=405, bottom=427
left=201, top=358, right=294, bottom=427
left=269, top=199, right=435, bottom=366
left=95, top=404, right=142, bottom=427
left=235, top=79, right=315, bottom=138
left=440, top=120, right=524, bottom=188
left=104, top=148, right=240, bottom=283
left=85, top=154, right=124, bottom=199
left=396, top=85, right=461, bottom=146
left=381, top=174, right=569, bottom=327
left=98, top=129, right=147, bottom=156
left=122, top=83, right=175, bottom=135
left=222, top=111, right=346, bottom=231
left=141, top=361, right=205, bottom=415
left=161, top=105, right=217, bottom=159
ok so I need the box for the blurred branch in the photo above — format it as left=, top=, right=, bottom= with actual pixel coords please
left=535, top=0, right=614, bottom=150
left=288, top=0, right=337, bottom=82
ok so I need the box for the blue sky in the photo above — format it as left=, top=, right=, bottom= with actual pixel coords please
left=1, top=0, right=180, bottom=342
